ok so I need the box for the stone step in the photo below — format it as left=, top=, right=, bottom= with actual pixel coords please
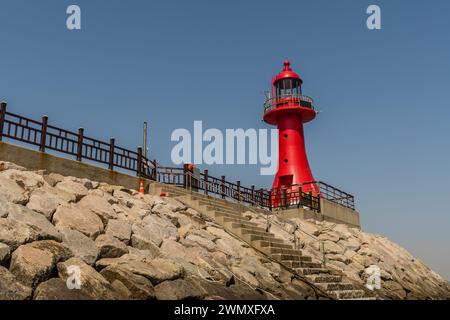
left=295, top=268, right=333, bottom=275
left=281, top=260, right=302, bottom=268
left=227, top=222, right=268, bottom=233
left=238, top=227, right=275, bottom=238
left=189, top=192, right=236, bottom=205
left=330, top=290, right=366, bottom=300
left=220, top=216, right=253, bottom=225
left=212, top=210, right=248, bottom=221
left=196, top=196, right=242, bottom=211
left=306, top=274, right=343, bottom=283
left=159, top=186, right=189, bottom=194
left=197, top=199, right=243, bottom=211
left=252, top=240, right=293, bottom=250
left=316, top=282, right=355, bottom=291
left=271, top=253, right=303, bottom=262
left=156, top=188, right=189, bottom=196
left=300, top=261, right=323, bottom=269
left=242, top=233, right=284, bottom=244
left=265, top=247, right=308, bottom=257
left=203, top=204, right=241, bottom=215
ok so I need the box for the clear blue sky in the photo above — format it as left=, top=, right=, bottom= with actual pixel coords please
left=1, top=0, right=449, bottom=279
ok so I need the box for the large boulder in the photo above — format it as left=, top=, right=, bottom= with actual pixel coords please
left=0, top=218, right=38, bottom=250
left=100, top=266, right=155, bottom=300
left=77, top=194, right=118, bottom=224
left=131, top=215, right=178, bottom=249
left=59, top=227, right=99, bottom=265
left=0, top=243, right=10, bottom=266
left=95, top=257, right=184, bottom=286
left=7, top=203, right=62, bottom=242
left=57, top=258, right=122, bottom=300
left=55, top=180, right=88, bottom=201
left=0, top=175, right=28, bottom=204
left=53, top=204, right=104, bottom=239
left=154, top=278, right=205, bottom=300
left=0, top=161, right=26, bottom=171
left=95, top=234, right=128, bottom=259
left=33, top=278, right=92, bottom=300
left=26, top=190, right=66, bottom=220
left=9, top=244, right=55, bottom=288
left=7, top=240, right=70, bottom=291
left=184, top=234, right=216, bottom=251
left=0, top=266, right=32, bottom=300
left=105, top=219, right=131, bottom=244
left=0, top=169, right=45, bottom=191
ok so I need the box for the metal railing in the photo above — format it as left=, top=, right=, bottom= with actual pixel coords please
left=155, top=165, right=322, bottom=212
left=263, top=93, right=315, bottom=114
left=0, top=102, right=156, bottom=180
left=0, top=102, right=354, bottom=212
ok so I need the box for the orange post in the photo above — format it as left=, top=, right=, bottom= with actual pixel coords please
left=139, top=179, right=145, bottom=195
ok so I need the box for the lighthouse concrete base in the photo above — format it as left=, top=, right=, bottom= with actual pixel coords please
left=278, top=198, right=361, bottom=228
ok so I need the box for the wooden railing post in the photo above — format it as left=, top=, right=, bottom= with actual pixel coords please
left=76, top=128, right=84, bottom=161
left=0, top=102, right=6, bottom=141
left=221, top=175, right=225, bottom=199
left=137, top=147, right=143, bottom=177
left=39, top=115, right=48, bottom=152
left=153, top=159, right=157, bottom=181
left=263, top=188, right=271, bottom=211
left=109, top=138, right=115, bottom=170
left=204, top=169, right=208, bottom=195
left=251, top=185, right=255, bottom=206
left=236, top=180, right=241, bottom=202
left=183, top=164, right=188, bottom=188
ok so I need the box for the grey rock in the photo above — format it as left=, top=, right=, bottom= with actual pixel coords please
left=7, top=203, right=62, bottom=242
left=26, top=190, right=65, bottom=220
left=33, top=278, right=92, bottom=300
left=57, top=257, right=122, bottom=300
left=106, top=219, right=131, bottom=244
left=9, top=244, right=55, bottom=288
left=0, top=266, right=32, bottom=300
left=53, top=204, right=104, bottom=239
left=55, top=180, right=88, bottom=201
left=185, top=234, right=216, bottom=251
left=0, top=218, right=38, bottom=250
left=0, top=243, right=11, bottom=266
left=59, top=227, right=99, bottom=265
left=100, top=266, right=155, bottom=300
left=95, top=257, right=184, bottom=286
left=77, top=194, right=118, bottom=224
left=95, top=234, right=128, bottom=259
left=154, top=278, right=205, bottom=300
left=0, top=175, right=28, bottom=204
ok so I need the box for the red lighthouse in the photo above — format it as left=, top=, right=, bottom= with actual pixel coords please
left=263, top=60, right=319, bottom=201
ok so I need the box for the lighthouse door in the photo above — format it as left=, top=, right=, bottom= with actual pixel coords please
left=279, top=175, right=293, bottom=187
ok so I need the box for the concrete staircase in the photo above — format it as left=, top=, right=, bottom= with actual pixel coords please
left=150, top=183, right=376, bottom=300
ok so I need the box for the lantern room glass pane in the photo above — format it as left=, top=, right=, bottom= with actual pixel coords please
left=276, top=79, right=302, bottom=97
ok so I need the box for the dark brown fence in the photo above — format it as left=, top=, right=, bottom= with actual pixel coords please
left=0, top=102, right=156, bottom=180
left=0, top=102, right=354, bottom=212
left=155, top=165, right=320, bottom=212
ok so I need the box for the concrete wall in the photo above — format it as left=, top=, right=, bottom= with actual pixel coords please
left=278, top=198, right=360, bottom=228
left=320, top=198, right=360, bottom=228
left=0, top=142, right=153, bottom=191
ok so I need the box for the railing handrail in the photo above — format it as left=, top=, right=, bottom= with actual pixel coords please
left=263, top=93, right=315, bottom=113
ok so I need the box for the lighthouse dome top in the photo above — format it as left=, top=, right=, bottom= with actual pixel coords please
left=273, top=60, right=303, bottom=85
